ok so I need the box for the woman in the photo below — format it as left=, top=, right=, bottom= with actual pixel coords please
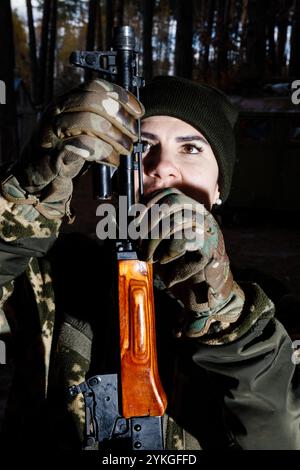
left=0, top=76, right=299, bottom=450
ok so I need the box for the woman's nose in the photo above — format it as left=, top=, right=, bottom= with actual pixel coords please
left=144, top=149, right=181, bottom=183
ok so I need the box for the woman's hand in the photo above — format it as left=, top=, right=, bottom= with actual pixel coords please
left=135, top=188, right=245, bottom=338
left=1, top=79, right=144, bottom=219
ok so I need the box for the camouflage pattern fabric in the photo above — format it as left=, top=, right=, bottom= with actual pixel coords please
left=0, top=282, right=14, bottom=336
left=51, top=316, right=93, bottom=444
left=25, top=258, right=56, bottom=393
left=163, top=415, right=201, bottom=450
left=135, top=188, right=245, bottom=339
left=1, top=79, right=144, bottom=220
left=0, top=190, right=61, bottom=241
left=135, top=187, right=205, bottom=264
left=0, top=179, right=61, bottom=399
left=200, top=282, right=275, bottom=345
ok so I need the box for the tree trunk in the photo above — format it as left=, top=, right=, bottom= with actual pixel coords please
left=26, top=0, right=38, bottom=104
left=175, top=0, right=194, bottom=78
left=230, top=0, right=243, bottom=66
left=106, top=0, right=113, bottom=49
left=216, top=0, right=230, bottom=80
left=266, top=0, right=277, bottom=75
left=203, top=0, right=215, bottom=76
left=0, top=0, right=18, bottom=163
left=240, top=0, right=248, bottom=59
left=289, top=0, right=300, bottom=77
left=115, top=0, right=124, bottom=27
left=39, top=0, right=51, bottom=106
left=45, top=0, right=58, bottom=103
left=96, top=0, right=103, bottom=50
left=85, top=0, right=98, bottom=80
left=142, top=0, right=155, bottom=82
left=192, top=0, right=203, bottom=74
left=276, top=0, right=292, bottom=74
left=245, top=0, right=267, bottom=81
left=155, top=0, right=172, bottom=75
left=86, top=0, right=98, bottom=50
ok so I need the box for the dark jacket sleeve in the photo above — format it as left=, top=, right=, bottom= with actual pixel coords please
left=193, top=283, right=300, bottom=450
left=0, top=236, right=57, bottom=287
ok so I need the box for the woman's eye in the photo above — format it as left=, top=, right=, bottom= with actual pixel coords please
left=182, top=144, right=203, bottom=154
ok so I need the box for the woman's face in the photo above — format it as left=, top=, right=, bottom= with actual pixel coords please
left=140, top=116, right=220, bottom=210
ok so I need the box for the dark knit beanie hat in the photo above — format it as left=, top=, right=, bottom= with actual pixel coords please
left=140, top=76, right=239, bottom=202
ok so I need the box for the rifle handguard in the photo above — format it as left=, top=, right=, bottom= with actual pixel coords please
left=118, top=259, right=167, bottom=418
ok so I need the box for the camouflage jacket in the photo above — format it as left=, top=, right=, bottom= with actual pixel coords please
left=1, top=190, right=300, bottom=451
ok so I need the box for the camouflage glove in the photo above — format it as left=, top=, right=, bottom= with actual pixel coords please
left=1, top=79, right=144, bottom=220
left=135, top=188, right=245, bottom=339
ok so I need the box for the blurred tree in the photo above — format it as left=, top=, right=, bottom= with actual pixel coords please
left=10, top=0, right=300, bottom=101
left=96, top=0, right=104, bottom=50
left=0, top=0, right=18, bottom=163
left=54, top=0, right=88, bottom=94
left=37, top=0, right=85, bottom=23
left=230, top=0, right=243, bottom=62
left=151, top=0, right=171, bottom=75
left=106, top=0, right=113, bottom=48
left=192, top=0, right=203, bottom=76
left=142, top=0, right=155, bottom=82
left=276, top=0, right=293, bottom=74
left=202, top=0, right=215, bottom=79
left=38, top=0, right=51, bottom=104
left=26, top=0, right=38, bottom=103
left=290, top=0, right=300, bottom=77
left=245, top=0, right=267, bottom=81
left=86, top=0, right=98, bottom=50
left=175, top=0, right=194, bottom=78
left=124, top=0, right=141, bottom=54
left=239, top=0, right=248, bottom=62
left=55, top=22, right=86, bottom=94
left=266, top=0, right=277, bottom=75
left=12, top=11, right=31, bottom=88
left=45, top=0, right=58, bottom=102
left=115, top=0, right=124, bottom=26
left=85, top=0, right=98, bottom=80
left=35, top=0, right=87, bottom=105
left=216, top=0, right=230, bottom=81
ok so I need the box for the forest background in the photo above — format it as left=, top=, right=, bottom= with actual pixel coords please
left=1, top=0, right=299, bottom=161
left=6, top=0, right=300, bottom=105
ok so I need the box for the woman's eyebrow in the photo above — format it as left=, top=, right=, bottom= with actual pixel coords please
left=175, top=135, right=209, bottom=145
left=141, top=132, right=158, bottom=141
left=141, top=132, right=209, bottom=145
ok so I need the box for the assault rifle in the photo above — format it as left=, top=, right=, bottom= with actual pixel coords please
left=68, top=26, right=167, bottom=451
